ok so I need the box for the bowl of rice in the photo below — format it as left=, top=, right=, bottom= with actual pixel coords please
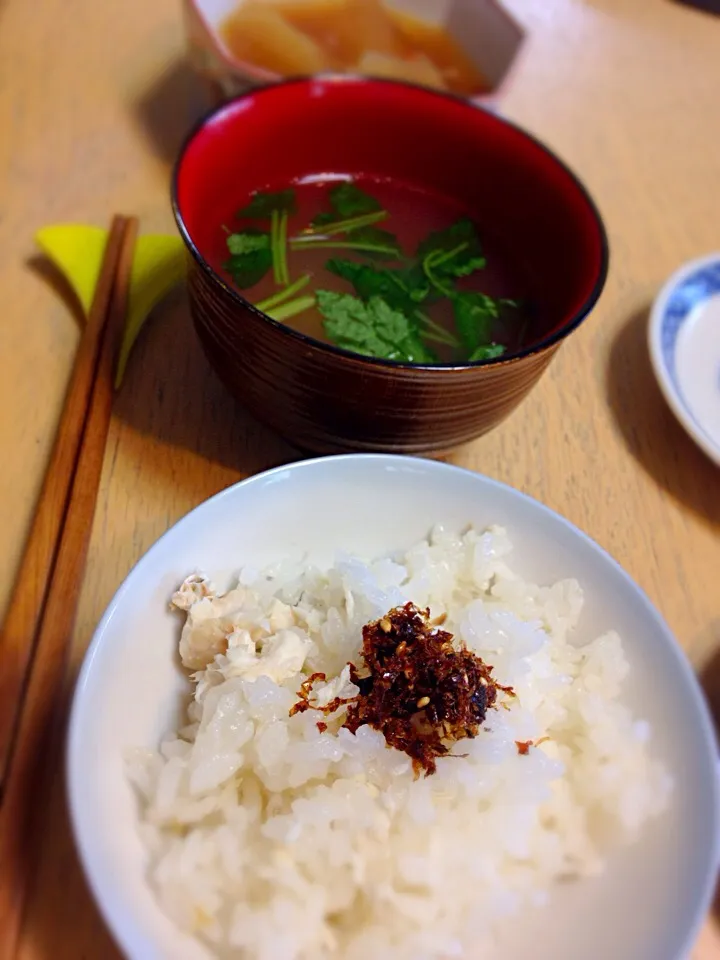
left=67, top=455, right=719, bottom=960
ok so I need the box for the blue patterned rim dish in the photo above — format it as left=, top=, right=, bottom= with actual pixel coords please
left=649, top=253, right=720, bottom=467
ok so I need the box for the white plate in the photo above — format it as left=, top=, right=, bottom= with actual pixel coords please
left=67, top=454, right=720, bottom=960
left=649, top=252, right=720, bottom=466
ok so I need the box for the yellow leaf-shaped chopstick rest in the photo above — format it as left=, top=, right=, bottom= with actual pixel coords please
left=35, top=225, right=110, bottom=317
left=35, top=225, right=185, bottom=388
left=115, top=234, right=186, bottom=388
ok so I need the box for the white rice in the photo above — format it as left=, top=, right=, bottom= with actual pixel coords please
left=128, top=524, right=672, bottom=959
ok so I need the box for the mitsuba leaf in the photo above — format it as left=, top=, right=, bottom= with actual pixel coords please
left=417, top=218, right=486, bottom=279
left=311, top=210, right=338, bottom=227
left=469, top=343, right=506, bottom=362
left=311, top=181, right=384, bottom=230
left=345, top=226, right=403, bottom=260
left=223, top=228, right=272, bottom=288
left=237, top=189, right=297, bottom=218
left=326, top=259, right=429, bottom=312
left=452, top=291, right=500, bottom=352
left=316, top=291, right=436, bottom=363
left=226, top=231, right=271, bottom=255
left=328, top=181, right=382, bottom=218
left=394, top=262, right=432, bottom=302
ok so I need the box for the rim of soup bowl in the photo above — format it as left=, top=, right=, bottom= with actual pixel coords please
left=172, top=75, right=609, bottom=372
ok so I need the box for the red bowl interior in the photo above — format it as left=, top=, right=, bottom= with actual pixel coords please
left=174, top=77, right=607, bottom=355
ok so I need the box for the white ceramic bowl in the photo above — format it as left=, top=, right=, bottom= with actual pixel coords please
left=67, top=455, right=719, bottom=960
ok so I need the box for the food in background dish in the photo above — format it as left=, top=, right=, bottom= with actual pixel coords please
left=128, top=525, right=671, bottom=959
left=218, top=177, right=527, bottom=363
left=220, top=0, right=489, bottom=96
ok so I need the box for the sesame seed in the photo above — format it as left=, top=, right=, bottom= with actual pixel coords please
left=379, top=618, right=392, bottom=632
left=416, top=696, right=430, bottom=708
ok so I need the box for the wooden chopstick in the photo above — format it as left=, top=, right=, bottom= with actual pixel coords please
left=0, top=216, right=138, bottom=960
left=0, top=215, right=128, bottom=793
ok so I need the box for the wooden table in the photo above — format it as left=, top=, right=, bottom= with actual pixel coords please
left=1, top=0, right=718, bottom=955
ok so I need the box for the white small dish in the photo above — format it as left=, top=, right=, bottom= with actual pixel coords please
left=67, top=455, right=719, bottom=960
left=183, top=0, right=526, bottom=105
left=649, top=252, right=720, bottom=466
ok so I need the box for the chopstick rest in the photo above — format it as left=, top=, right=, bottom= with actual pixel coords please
left=35, top=225, right=185, bottom=388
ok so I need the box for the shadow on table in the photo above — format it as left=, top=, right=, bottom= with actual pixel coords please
left=668, top=0, right=720, bottom=17
left=132, top=57, right=214, bottom=165
left=114, top=287, right=303, bottom=483
left=699, top=639, right=720, bottom=922
left=605, top=306, right=720, bottom=528
left=700, top=632, right=720, bottom=733
left=27, top=254, right=85, bottom=330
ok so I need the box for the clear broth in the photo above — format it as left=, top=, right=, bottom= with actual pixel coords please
left=214, top=176, right=531, bottom=364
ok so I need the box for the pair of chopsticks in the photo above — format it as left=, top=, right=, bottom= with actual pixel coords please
left=0, top=215, right=138, bottom=959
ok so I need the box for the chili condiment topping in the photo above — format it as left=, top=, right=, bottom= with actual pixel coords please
left=291, top=602, right=513, bottom=776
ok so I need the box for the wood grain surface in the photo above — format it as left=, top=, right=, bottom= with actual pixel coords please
left=0, top=0, right=718, bottom=956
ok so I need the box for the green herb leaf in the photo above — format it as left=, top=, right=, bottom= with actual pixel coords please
left=452, top=291, right=520, bottom=357
left=325, top=260, right=458, bottom=350
left=326, top=259, right=429, bottom=311
left=346, top=226, right=402, bottom=260
left=469, top=343, right=506, bottom=362
left=328, top=181, right=382, bottom=218
left=452, top=291, right=501, bottom=351
left=310, top=211, right=338, bottom=228
left=237, top=189, right=297, bottom=219
left=226, top=231, right=271, bottom=255
left=310, top=181, right=383, bottom=229
left=395, top=263, right=433, bottom=302
left=223, top=228, right=272, bottom=288
left=317, top=291, right=436, bottom=363
left=326, top=260, right=411, bottom=310
left=417, top=218, right=486, bottom=280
